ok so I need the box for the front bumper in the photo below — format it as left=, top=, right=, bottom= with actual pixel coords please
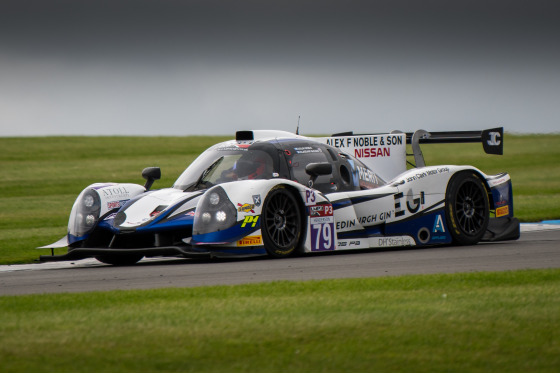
left=38, top=244, right=266, bottom=262
left=38, top=245, right=211, bottom=262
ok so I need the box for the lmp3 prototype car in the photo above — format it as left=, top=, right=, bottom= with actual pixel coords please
left=40, top=128, right=520, bottom=265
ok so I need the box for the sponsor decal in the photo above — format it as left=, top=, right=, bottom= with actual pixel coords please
left=237, top=203, right=255, bottom=213
left=310, top=205, right=324, bottom=216
left=217, top=145, right=250, bottom=152
left=358, top=211, right=392, bottom=224
left=237, top=235, right=263, bottom=246
left=496, top=205, right=509, bottom=217
left=252, top=194, right=262, bottom=207
left=107, top=200, right=128, bottom=210
left=406, top=190, right=425, bottom=213
left=310, top=204, right=335, bottom=251
left=336, top=219, right=356, bottom=230
left=405, top=168, right=449, bottom=183
left=241, top=215, right=260, bottom=228
left=101, top=186, right=131, bottom=199
left=487, top=175, right=510, bottom=187
left=150, top=205, right=168, bottom=218
left=294, top=146, right=321, bottom=154
left=377, top=237, right=414, bottom=247
left=326, top=135, right=402, bottom=158
left=326, top=135, right=403, bottom=149
left=319, top=133, right=407, bottom=183
left=354, top=147, right=390, bottom=158
left=394, top=189, right=425, bottom=217
left=494, top=192, right=507, bottom=207
left=433, top=214, right=445, bottom=233
left=107, top=201, right=121, bottom=210
left=337, top=240, right=362, bottom=248
left=487, top=131, right=501, bottom=146
left=305, top=189, right=316, bottom=204
left=309, top=204, right=333, bottom=217
left=356, top=166, right=380, bottom=184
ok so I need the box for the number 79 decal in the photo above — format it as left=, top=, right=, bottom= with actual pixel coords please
left=309, top=204, right=335, bottom=251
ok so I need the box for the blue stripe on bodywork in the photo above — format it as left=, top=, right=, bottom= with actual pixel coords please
left=192, top=220, right=260, bottom=244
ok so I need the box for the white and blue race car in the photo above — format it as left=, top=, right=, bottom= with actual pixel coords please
left=40, top=128, right=520, bottom=265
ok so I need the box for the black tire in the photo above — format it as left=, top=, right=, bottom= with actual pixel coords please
left=95, top=255, right=143, bottom=266
left=261, top=187, right=302, bottom=258
left=445, top=171, right=490, bottom=245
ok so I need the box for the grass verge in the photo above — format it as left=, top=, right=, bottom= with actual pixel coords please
left=1, top=269, right=559, bottom=372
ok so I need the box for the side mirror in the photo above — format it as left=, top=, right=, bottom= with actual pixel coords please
left=305, top=163, right=332, bottom=187
left=305, top=163, right=333, bottom=177
left=142, top=167, right=161, bottom=191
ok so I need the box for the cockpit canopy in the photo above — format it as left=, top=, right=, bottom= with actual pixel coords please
left=173, top=138, right=385, bottom=193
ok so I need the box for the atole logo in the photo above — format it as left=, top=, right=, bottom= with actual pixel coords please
left=487, top=132, right=501, bottom=146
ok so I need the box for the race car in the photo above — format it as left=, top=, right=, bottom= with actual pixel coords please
left=39, top=128, right=520, bottom=265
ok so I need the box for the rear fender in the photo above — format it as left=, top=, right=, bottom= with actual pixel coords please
left=485, top=173, right=514, bottom=217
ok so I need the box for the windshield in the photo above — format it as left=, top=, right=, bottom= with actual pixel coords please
left=173, top=142, right=276, bottom=191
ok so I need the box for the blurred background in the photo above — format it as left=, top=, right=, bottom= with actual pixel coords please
left=1, top=0, right=559, bottom=136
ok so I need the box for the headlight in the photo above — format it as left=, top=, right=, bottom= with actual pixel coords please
left=209, top=192, right=220, bottom=205
left=85, top=214, right=96, bottom=226
left=84, top=194, right=95, bottom=208
left=202, top=212, right=212, bottom=224
left=216, top=211, right=227, bottom=222
left=193, top=186, right=237, bottom=235
left=68, top=188, right=101, bottom=238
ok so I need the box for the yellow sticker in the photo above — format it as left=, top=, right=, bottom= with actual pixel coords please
left=237, top=235, right=263, bottom=247
left=496, top=205, right=509, bottom=217
left=241, top=215, right=259, bottom=228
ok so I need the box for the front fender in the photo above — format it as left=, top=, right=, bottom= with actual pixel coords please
left=67, top=183, right=146, bottom=245
left=192, top=179, right=332, bottom=252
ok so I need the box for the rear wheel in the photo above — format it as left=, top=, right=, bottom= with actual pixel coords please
left=95, top=255, right=143, bottom=266
left=445, top=172, right=489, bottom=245
left=261, top=187, right=302, bottom=258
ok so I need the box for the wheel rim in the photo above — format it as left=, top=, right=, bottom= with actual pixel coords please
left=455, top=181, right=486, bottom=235
left=264, top=192, right=300, bottom=249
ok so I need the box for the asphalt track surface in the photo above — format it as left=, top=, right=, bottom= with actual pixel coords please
left=1, top=225, right=559, bottom=296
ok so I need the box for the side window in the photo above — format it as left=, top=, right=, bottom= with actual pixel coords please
left=288, top=146, right=335, bottom=192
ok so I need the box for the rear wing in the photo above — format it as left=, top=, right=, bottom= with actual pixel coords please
left=321, top=127, right=503, bottom=181
left=401, top=127, right=503, bottom=168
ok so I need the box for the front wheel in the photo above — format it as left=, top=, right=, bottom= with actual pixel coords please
left=261, top=187, right=302, bottom=258
left=445, top=172, right=490, bottom=245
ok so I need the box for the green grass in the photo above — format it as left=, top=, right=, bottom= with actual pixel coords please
left=1, top=269, right=559, bottom=372
left=1, top=135, right=559, bottom=372
left=0, top=136, right=228, bottom=264
left=0, top=133, right=559, bottom=264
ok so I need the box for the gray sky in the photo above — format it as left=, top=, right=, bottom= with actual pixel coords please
left=1, top=0, right=559, bottom=136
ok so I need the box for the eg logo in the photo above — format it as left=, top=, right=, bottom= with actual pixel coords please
left=394, top=190, right=425, bottom=217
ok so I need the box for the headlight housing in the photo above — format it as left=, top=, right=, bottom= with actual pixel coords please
left=68, top=188, right=101, bottom=239
left=193, top=186, right=237, bottom=235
